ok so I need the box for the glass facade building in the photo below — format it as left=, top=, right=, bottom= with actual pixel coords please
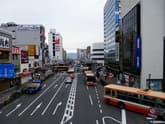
left=104, top=0, right=120, bottom=62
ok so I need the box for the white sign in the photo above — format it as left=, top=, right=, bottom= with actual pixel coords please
left=0, top=36, right=10, bottom=48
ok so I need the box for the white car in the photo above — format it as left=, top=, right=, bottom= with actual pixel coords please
left=65, top=77, right=72, bottom=84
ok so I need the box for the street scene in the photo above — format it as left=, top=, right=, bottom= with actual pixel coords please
left=0, top=0, right=165, bottom=124
left=0, top=71, right=154, bottom=124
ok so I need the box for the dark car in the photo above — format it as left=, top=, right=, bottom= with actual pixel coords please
left=22, top=83, right=42, bottom=94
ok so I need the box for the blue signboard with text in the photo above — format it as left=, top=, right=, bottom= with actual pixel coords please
left=0, top=64, right=15, bottom=78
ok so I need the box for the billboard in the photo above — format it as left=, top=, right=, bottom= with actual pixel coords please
left=21, top=50, right=28, bottom=63
left=0, top=64, right=15, bottom=78
left=28, top=45, right=36, bottom=56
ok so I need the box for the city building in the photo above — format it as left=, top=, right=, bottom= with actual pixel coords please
left=91, top=42, right=104, bottom=65
left=120, top=0, right=165, bottom=91
left=48, top=29, right=63, bottom=64
left=104, top=0, right=121, bottom=77
left=77, top=48, right=86, bottom=63
left=0, top=28, right=13, bottom=91
left=0, top=22, right=46, bottom=69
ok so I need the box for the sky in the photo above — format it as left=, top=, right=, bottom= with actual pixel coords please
left=0, top=0, right=106, bottom=53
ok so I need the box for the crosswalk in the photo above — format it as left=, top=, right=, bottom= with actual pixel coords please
left=146, top=117, right=165, bottom=124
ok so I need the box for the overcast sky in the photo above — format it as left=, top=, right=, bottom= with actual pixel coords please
left=0, top=0, right=106, bottom=52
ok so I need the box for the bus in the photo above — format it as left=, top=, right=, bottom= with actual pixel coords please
left=85, top=71, right=97, bottom=86
left=67, top=68, right=75, bottom=79
left=103, top=84, right=165, bottom=119
left=52, top=65, right=68, bottom=72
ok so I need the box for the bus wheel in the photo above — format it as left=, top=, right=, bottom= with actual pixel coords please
left=118, top=102, right=125, bottom=109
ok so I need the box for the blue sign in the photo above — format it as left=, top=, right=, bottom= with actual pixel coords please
left=0, top=64, right=15, bottom=78
left=135, top=36, right=141, bottom=70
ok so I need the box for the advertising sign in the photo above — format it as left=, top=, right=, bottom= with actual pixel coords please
left=135, top=36, right=141, bottom=70
left=0, top=64, right=15, bottom=78
left=0, top=36, right=10, bottom=48
left=12, top=46, right=20, bottom=54
left=21, top=50, right=29, bottom=63
left=28, top=44, right=36, bottom=56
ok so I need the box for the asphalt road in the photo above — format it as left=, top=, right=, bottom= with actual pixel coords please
left=0, top=72, right=164, bottom=124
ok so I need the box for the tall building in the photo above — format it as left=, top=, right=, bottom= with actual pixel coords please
left=121, top=0, right=165, bottom=91
left=104, top=0, right=121, bottom=76
left=48, top=29, right=63, bottom=64
left=77, top=48, right=86, bottom=63
left=0, top=22, right=46, bottom=69
left=91, top=42, right=104, bottom=65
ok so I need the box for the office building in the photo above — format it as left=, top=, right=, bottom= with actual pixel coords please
left=121, top=0, right=165, bottom=90
left=48, top=29, right=63, bottom=64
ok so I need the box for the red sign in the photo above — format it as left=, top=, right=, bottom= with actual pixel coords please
left=12, top=46, right=20, bottom=54
left=21, top=50, right=28, bottom=63
left=55, top=39, right=60, bottom=44
left=108, top=73, right=113, bottom=78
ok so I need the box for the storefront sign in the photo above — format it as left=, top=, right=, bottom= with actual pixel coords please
left=0, top=64, right=15, bottom=78
left=12, top=46, right=20, bottom=54
left=21, top=50, right=28, bottom=63
left=0, top=36, right=10, bottom=48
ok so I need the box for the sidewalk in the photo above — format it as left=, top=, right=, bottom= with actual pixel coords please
left=0, top=85, right=22, bottom=109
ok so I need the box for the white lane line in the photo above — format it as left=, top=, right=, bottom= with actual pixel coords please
left=54, top=84, right=58, bottom=89
left=89, top=95, right=93, bottom=106
left=149, top=120, right=165, bottom=124
left=86, top=86, right=89, bottom=90
left=18, top=76, right=61, bottom=117
left=6, top=103, right=22, bottom=117
left=100, top=109, right=103, bottom=114
left=65, top=84, right=69, bottom=88
left=96, top=120, right=99, bottom=124
left=70, top=122, right=73, bottom=124
left=61, top=76, right=77, bottom=124
left=102, top=116, right=121, bottom=124
left=121, top=109, right=126, bottom=124
left=41, top=80, right=65, bottom=115
left=30, top=102, right=42, bottom=116
left=0, top=111, right=2, bottom=114
left=99, top=104, right=101, bottom=108
left=98, top=100, right=100, bottom=104
left=53, top=102, right=62, bottom=115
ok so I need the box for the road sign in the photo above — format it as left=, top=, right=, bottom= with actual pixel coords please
left=0, top=64, right=15, bottom=78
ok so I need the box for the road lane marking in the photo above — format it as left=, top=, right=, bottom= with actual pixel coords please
left=41, top=80, right=65, bottom=115
left=30, top=102, right=42, bottom=116
left=54, top=84, right=58, bottom=89
left=18, top=76, right=61, bottom=117
left=86, top=86, right=89, bottom=90
left=61, top=75, right=77, bottom=124
left=100, top=109, right=103, bottom=114
left=96, top=120, right=99, bottom=124
left=102, top=116, right=121, bottom=124
left=150, top=120, right=165, bottom=123
left=65, top=84, right=69, bottom=88
left=89, top=95, right=93, bottom=106
left=53, top=102, right=62, bottom=115
left=6, top=103, right=22, bottom=117
left=121, top=109, right=126, bottom=124
left=0, top=111, right=2, bottom=114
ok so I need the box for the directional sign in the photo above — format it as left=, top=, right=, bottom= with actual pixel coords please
left=0, top=64, right=15, bottom=78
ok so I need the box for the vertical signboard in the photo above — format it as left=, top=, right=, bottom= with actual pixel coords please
left=21, top=50, right=29, bottom=63
left=0, top=64, right=15, bottom=78
left=135, top=36, right=141, bottom=71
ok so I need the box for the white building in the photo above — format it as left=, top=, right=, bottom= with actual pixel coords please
left=91, top=42, right=104, bottom=65
left=0, top=22, right=45, bottom=69
left=121, top=0, right=165, bottom=90
left=48, top=29, right=63, bottom=64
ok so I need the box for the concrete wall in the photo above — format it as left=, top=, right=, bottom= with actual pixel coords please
left=141, top=0, right=165, bottom=88
left=120, top=0, right=140, bottom=18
